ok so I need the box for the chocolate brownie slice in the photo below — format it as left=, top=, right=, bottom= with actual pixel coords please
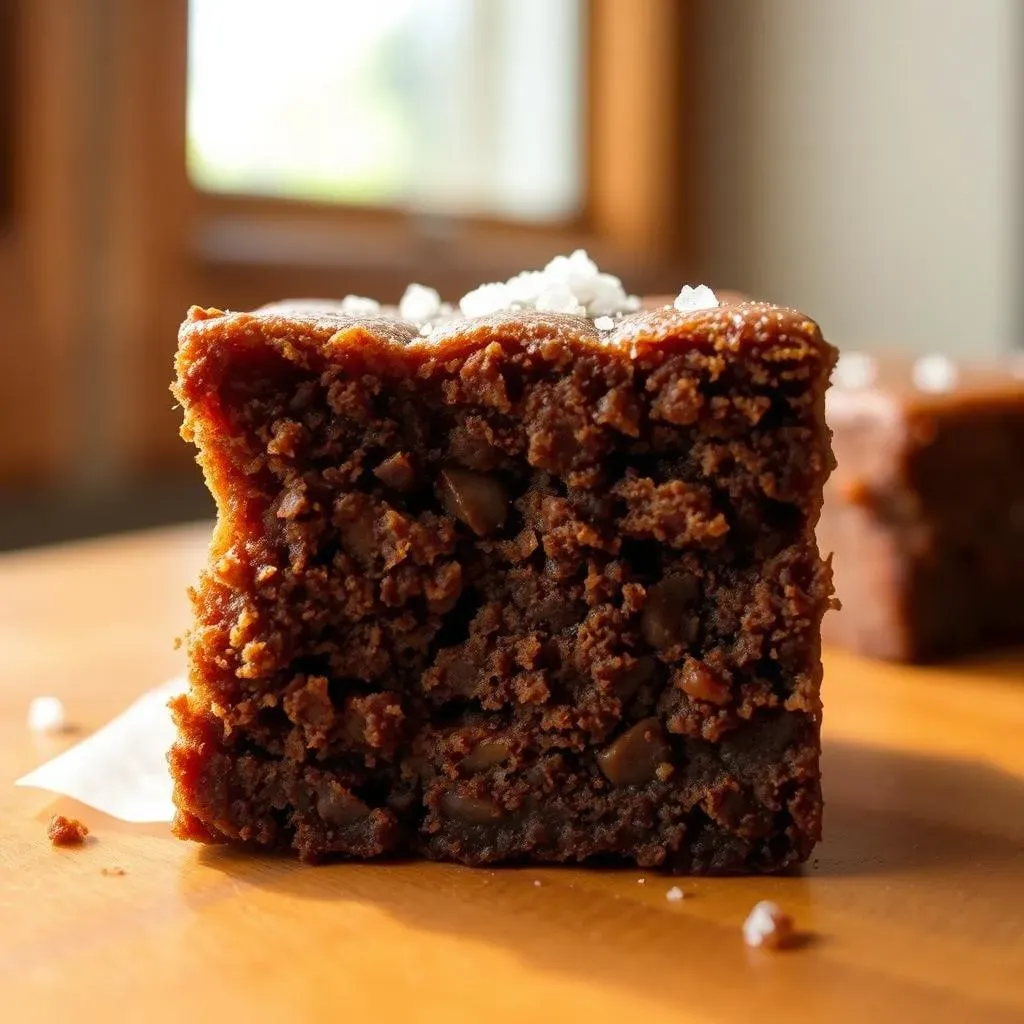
left=821, top=351, right=1024, bottom=661
left=170, top=292, right=836, bottom=872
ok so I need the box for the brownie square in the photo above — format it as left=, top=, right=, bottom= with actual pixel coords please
left=820, top=352, right=1024, bottom=662
left=170, top=299, right=836, bottom=872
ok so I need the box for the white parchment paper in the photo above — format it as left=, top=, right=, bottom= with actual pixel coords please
left=15, top=677, right=187, bottom=823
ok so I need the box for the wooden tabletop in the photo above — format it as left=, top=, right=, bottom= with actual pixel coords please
left=2, top=524, right=1023, bottom=1024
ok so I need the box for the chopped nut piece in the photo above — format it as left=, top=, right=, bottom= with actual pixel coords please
left=315, top=784, right=370, bottom=826
left=641, top=575, right=701, bottom=650
left=439, top=468, right=509, bottom=536
left=462, top=738, right=512, bottom=772
left=677, top=658, right=730, bottom=705
left=441, top=791, right=507, bottom=824
left=374, top=452, right=417, bottom=492
left=596, top=718, right=671, bottom=786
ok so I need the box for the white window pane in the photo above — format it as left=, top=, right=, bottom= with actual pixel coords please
left=187, top=0, right=583, bottom=221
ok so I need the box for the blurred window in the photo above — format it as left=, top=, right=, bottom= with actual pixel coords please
left=187, top=0, right=583, bottom=222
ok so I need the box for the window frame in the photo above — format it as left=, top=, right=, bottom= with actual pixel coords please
left=3, top=0, right=694, bottom=481
left=190, top=0, right=692, bottom=294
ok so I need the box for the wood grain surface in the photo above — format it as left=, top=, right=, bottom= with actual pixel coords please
left=2, top=524, right=1022, bottom=1024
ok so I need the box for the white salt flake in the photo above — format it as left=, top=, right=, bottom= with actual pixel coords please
left=535, top=284, right=586, bottom=315
left=544, top=248, right=599, bottom=291
left=339, top=295, right=382, bottom=317
left=458, top=249, right=638, bottom=319
left=506, top=270, right=549, bottom=306
left=637, top=877, right=646, bottom=885
left=673, top=284, right=719, bottom=315
left=834, top=351, right=878, bottom=390
left=742, top=900, right=794, bottom=949
left=666, top=886, right=685, bottom=903
left=459, top=282, right=512, bottom=318
left=912, top=353, right=959, bottom=394
left=593, top=315, right=615, bottom=331
left=28, top=696, right=66, bottom=734
left=398, top=283, right=442, bottom=322
left=533, top=880, right=542, bottom=887
left=418, top=323, right=434, bottom=337
left=580, top=271, right=627, bottom=316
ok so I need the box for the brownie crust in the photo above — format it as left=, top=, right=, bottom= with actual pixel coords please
left=170, top=301, right=836, bottom=871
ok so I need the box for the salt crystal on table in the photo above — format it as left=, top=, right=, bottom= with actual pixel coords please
left=666, top=886, right=684, bottom=902
left=742, top=900, right=794, bottom=949
left=28, top=696, right=66, bottom=734
left=339, top=295, right=382, bottom=317
left=674, top=284, right=719, bottom=314
left=399, top=283, right=442, bottom=322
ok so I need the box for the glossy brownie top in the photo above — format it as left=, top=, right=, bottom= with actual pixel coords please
left=178, top=298, right=833, bottom=370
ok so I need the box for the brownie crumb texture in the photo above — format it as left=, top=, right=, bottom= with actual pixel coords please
left=170, top=255, right=835, bottom=873
left=742, top=899, right=794, bottom=949
left=48, top=814, right=89, bottom=847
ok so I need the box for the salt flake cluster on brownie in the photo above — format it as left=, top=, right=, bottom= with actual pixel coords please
left=458, top=249, right=642, bottom=319
left=323, top=249, right=722, bottom=342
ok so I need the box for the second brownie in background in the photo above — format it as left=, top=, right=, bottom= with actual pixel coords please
left=820, top=351, right=1024, bottom=662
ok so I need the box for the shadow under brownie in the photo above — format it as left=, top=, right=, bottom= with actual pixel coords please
left=170, top=297, right=836, bottom=872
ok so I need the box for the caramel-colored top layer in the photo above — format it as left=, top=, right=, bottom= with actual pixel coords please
left=177, top=299, right=833, bottom=374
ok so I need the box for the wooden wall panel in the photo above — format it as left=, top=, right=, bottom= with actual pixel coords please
left=0, top=0, right=93, bottom=485
left=0, top=0, right=14, bottom=228
left=587, top=0, right=691, bottom=270
left=94, top=0, right=194, bottom=473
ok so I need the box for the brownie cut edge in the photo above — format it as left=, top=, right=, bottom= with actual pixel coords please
left=169, top=300, right=837, bottom=872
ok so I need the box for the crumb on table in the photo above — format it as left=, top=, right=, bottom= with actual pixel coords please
left=101, top=866, right=127, bottom=877
left=666, top=885, right=685, bottom=903
left=47, top=814, right=89, bottom=847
